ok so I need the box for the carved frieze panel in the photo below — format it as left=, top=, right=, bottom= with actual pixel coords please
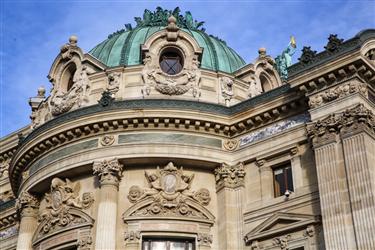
left=123, top=162, right=214, bottom=223
left=308, top=79, right=367, bottom=108
left=36, top=178, right=94, bottom=239
left=214, top=162, right=245, bottom=190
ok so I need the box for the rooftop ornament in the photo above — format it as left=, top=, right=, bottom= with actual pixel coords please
left=125, top=7, right=205, bottom=32
left=275, top=36, right=297, bottom=82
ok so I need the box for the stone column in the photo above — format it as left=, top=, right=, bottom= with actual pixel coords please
left=93, top=158, right=123, bottom=250
left=340, top=105, right=375, bottom=249
left=15, top=191, right=39, bottom=250
left=306, top=104, right=375, bottom=249
left=214, top=162, right=245, bottom=250
left=256, top=160, right=274, bottom=201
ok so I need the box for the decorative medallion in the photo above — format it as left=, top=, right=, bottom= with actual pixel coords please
left=100, top=135, right=115, bottom=146
left=223, top=139, right=239, bottom=151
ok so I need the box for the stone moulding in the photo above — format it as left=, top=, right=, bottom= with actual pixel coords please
left=10, top=89, right=304, bottom=193
left=306, top=103, right=375, bottom=145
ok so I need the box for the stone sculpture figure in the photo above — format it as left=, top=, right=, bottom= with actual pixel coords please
left=275, top=36, right=297, bottom=81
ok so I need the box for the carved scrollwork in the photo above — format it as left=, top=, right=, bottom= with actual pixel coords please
left=324, top=34, right=343, bottom=53
left=0, top=158, right=10, bottom=178
left=124, top=162, right=213, bottom=221
left=299, top=46, right=317, bottom=64
left=77, top=236, right=93, bottom=250
left=100, top=135, right=115, bottom=146
left=214, top=162, right=245, bottom=190
left=38, top=178, right=94, bottom=236
left=142, top=53, right=201, bottom=97
left=308, top=80, right=367, bottom=108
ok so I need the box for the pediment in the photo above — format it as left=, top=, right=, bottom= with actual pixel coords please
left=244, top=212, right=320, bottom=243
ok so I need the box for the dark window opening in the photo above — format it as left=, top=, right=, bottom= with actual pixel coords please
left=159, top=49, right=183, bottom=75
left=273, top=163, right=294, bottom=197
left=142, top=238, right=195, bottom=250
left=62, top=63, right=77, bottom=92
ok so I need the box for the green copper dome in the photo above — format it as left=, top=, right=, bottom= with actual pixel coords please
left=89, top=7, right=246, bottom=73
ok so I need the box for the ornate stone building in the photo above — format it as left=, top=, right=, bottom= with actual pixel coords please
left=1, top=7, right=375, bottom=250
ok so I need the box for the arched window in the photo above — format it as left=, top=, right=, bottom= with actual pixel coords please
left=61, top=64, right=77, bottom=91
left=260, top=74, right=272, bottom=92
left=159, top=48, right=184, bottom=75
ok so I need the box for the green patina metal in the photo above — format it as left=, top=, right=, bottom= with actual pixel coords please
left=89, top=7, right=246, bottom=73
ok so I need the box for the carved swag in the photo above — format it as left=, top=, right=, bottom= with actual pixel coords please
left=125, top=162, right=212, bottom=220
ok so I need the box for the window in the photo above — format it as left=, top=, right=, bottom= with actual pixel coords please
left=142, top=238, right=195, bottom=250
left=61, top=63, right=77, bottom=91
left=273, top=163, right=294, bottom=197
left=159, top=48, right=184, bottom=75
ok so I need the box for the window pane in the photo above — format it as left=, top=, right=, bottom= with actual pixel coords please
left=286, top=167, right=294, bottom=192
left=170, top=242, right=186, bottom=250
left=273, top=163, right=293, bottom=197
left=151, top=241, right=167, bottom=250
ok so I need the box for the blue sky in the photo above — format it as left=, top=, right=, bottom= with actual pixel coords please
left=1, top=0, right=374, bottom=137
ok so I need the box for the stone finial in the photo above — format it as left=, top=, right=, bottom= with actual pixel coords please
left=214, top=162, right=245, bottom=191
left=166, top=15, right=179, bottom=41
left=93, top=158, right=123, bottom=186
left=15, top=191, right=39, bottom=217
left=258, top=47, right=267, bottom=57
left=37, top=86, right=46, bottom=97
left=69, top=35, right=78, bottom=46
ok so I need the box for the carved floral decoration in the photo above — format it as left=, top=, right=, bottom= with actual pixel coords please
left=298, top=46, right=317, bottom=64
left=197, top=233, right=213, bottom=246
left=223, top=139, right=239, bottom=151
left=93, top=158, right=123, bottom=185
left=100, top=135, right=115, bottom=146
left=142, top=53, right=201, bottom=97
left=124, top=162, right=212, bottom=220
left=324, top=34, right=343, bottom=53
left=38, top=178, right=94, bottom=236
left=273, top=235, right=291, bottom=250
left=214, top=162, right=245, bottom=190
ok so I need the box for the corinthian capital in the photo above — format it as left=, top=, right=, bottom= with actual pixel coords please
left=16, top=191, right=39, bottom=217
left=93, top=158, right=123, bottom=186
left=214, top=162, right=245, bottom=191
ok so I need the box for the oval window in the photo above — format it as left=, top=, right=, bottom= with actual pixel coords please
left=159, top=48, right=184, bottom=75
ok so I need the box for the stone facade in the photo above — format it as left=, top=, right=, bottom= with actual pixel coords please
left=1, top=8, right=375, bottom=250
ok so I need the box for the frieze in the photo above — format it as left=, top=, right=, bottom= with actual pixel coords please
left=308, top=80, right=367, bottom=108
left=215, top=162, right=245, bottom=190
left=306, top=103, right=375, bottom=143
left=124, top=162, right=213, bottom=221
left=0, top=225, right=18, bottom=241
left=239, top=114, right=309, bottom=147
left=38, top=178, right=94, bottom=237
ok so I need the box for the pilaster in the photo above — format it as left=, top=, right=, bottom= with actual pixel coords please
left=15, top=191, right=39, bottom=250
left=214, top=162, right=245, bottom=250
left=93, top=158, right=123, bottom=250
left=256, top=160, right=274, bottom=201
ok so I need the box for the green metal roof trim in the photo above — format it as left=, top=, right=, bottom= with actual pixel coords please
left=89, top=26, right=246, bottom=73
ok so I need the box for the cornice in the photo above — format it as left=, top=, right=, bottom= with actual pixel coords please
left=9, top=87, right=306, bottom=193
